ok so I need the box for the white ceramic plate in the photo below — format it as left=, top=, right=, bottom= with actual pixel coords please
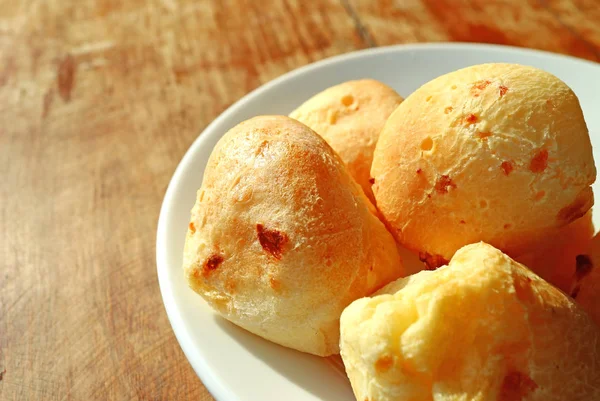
left=157, top=43, right=600, bottom=401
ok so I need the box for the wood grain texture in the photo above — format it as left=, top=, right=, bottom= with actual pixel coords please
left=0, top=0, right=598, bottom=400
left=348, top=0, right=600, bottom=61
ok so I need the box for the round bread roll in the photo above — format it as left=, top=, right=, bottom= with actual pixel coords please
left=371, top=63, right=596, bottom=267
left=290, top=79, right=403, bottom=203
left=340, top=242, right=600, bottom=401
left=183, top=115, right=404, bottom=356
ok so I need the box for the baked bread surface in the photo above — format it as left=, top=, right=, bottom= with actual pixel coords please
left=372, top=63, right=596, bottom=263
left=290, top=79, right=403, bottom=203
left=183, top=115, right=404, bottom=356
left=340, top=242, right=600, bottom=401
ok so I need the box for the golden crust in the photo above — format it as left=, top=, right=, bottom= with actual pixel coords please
left=183, top=115, right=404, bottom=356
left=340, top=242, right=600, bottom=401
left=290, top=79, right=403, bottom=203
left=371, top=63, right=596, bottom=261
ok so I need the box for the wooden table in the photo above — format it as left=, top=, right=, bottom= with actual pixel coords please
left=1, top=0, right=599, bottom=399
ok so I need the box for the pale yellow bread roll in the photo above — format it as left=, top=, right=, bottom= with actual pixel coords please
left=183, top=115, right=404, bottom=356
left=340, top=242, right=600, bottom=401
left=371, top=63, right=596, bottom=267
left=290, top=79, right=403, bottom=203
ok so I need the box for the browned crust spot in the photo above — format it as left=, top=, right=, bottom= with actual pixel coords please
left=499, top=371, right=538, bottom=401
left=470, top=80, right=491, bottom=96
left=501, top=161, right=514, bottom=175
left=269, top=277, right=281, bottom=291
left=534, top=190, right=545, bottom=201
left=255, top=140, right=269, bottom=156
left=257, top=224, right=288, bottom=259
left=464, top=113, right=478, bottom=125
left=476, top=131, right=492, bottom=140
left=416, top=168, right=422, bottom=174
left=529, top=149, right=548, bottom=173
left=369, top=177, right=375, bottom=184
left=419, top=252, right=449, bottom=270
left=575, top=254, right=593, bottom=281
left=557, top=196, right=589, bottom=224
left=444, top=106, right=453, bottom=114
left=435, top=175, right=456, bottom=194
left=460, top=220, right=466, bottom=224
left=341, top=95, right=354, bottom=106
left=202, top=254, right=224, bottom=277
left=571, top=255, right=594, bottom=298
left=499, top=85, right=509, bottom=97
left=374, top=355, right=393, bottom=372
left=327, top=109, right=338, bottom=124
left=189, top=222, right=196, bottom=234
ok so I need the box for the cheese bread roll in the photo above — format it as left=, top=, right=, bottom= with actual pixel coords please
left=290, top=79, right=403, bottom=202
left=372, top=63, right=596, bottom=268
left=183, top=116, right=404, bottom=356
left=340, top=242, right=600, bottom=401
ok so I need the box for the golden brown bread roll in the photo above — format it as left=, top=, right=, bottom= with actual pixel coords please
left=290, top=79, right=403, bottom=203
left=340, top=242, right=600, bottom=401
left=183, top=115, right=404, bottom=356
left=371, top=63, right=596, bottom=267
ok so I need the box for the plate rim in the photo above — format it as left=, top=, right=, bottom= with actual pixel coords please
left=156, top=42, right=600, bottom=401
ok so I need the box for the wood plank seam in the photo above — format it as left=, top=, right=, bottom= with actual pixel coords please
left=340, top=0, right=378, bottom=47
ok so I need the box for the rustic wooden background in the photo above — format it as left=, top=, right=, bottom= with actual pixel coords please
left=1, top=0, right=599, bottom=400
